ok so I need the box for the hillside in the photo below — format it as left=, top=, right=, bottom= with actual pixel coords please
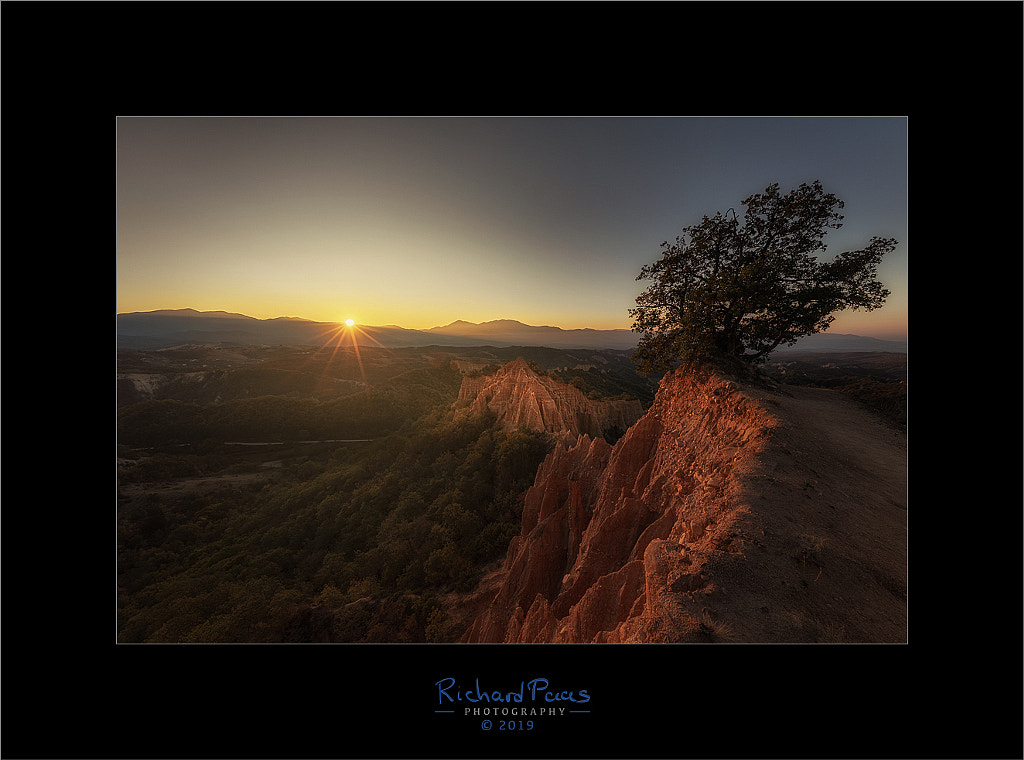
left=116, top=367, right=554, bottom=643
left=118, top=344, right=650, bottom=643
left=461, top=363, right=907, bottom=643
left=454, top=357, right=644, bottom=445
left=117, top=339, right=905, bottom=644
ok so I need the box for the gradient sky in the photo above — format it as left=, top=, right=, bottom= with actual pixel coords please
left=116, top=116, right=908, bottom=339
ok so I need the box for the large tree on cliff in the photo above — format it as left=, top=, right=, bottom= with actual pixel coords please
left=629, top=181, right=897, bottom=373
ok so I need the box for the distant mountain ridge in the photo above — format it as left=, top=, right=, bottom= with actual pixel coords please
left=116, top=309, right=641, bottom=350
left=139, top=308, right=258, bottom=320
left=777, top=332, right=907, bottom=353
left=426, top=318, right=637, bottom=349
left=115, top=309, right=906, bottom=353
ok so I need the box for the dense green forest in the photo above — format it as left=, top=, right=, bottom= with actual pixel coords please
left=117, top=356, right=565, bottom=642
left=118, top=404, right=554, bottom=642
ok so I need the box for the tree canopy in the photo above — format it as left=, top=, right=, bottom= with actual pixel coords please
left=629, top=181, right=896, bottom=373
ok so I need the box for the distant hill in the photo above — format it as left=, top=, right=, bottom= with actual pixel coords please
left=426, top=319, right=639, bottom=350
left=139, top=308, right=258, bottom=320
left=116, top=309, right=905, bottom=353
left=778, top=333, right=907, bottom=353
left=454, top=357, right=644, bottom=445
left=115, top=310, right=641, bottom=350
left=116, top=310, right=322, bottom=350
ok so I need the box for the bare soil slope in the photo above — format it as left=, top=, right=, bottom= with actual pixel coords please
left=462, top=367, right=907, bottom=643
left=455, top=357, right=644, bottom=444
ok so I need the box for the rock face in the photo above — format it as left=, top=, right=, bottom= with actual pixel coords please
left=455, top=358, right=644, bottom=443
left=463, top=364, right=908, bottom=643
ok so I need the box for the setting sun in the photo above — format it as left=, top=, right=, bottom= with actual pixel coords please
left=344, top=318, right=355, bottom=327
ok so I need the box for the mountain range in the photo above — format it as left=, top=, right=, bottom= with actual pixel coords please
left=115, top=309, right=906, bottom=353
left=115, top=309, right=640, bottom=350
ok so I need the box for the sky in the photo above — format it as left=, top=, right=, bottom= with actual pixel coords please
left=116, top=116, right=908, bottom=339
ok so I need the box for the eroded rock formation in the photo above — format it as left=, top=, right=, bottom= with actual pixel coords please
left=463, top=364, right=907, bottom=643
left=455, top=357, right=643, bottom=444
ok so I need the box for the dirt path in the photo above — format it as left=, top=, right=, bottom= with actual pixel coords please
left=713, top=383, right=908, bottom=642
left=771, top=385, right=907, bottom=501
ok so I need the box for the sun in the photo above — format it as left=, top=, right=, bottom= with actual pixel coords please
left=344, top=318, right=355, bottom=327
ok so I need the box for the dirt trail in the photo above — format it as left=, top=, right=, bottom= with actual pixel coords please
left=770, top=384, right=906, bottom=498
left=709, top=383, right=908, bottom=642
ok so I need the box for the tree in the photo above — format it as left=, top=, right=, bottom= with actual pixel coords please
left=629, top=181, right=896, bottom=373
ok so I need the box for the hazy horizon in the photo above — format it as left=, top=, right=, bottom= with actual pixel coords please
left=116, top=305, right=908, bottom=342
left=116, top=117, right=908, bottom=340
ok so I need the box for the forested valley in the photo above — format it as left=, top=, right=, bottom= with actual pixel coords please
left=116, top=344, right=652, bottom=642
left=116, top=342, right=902, bottom=643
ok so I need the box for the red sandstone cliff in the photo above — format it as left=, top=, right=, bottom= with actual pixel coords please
left=462, top=364, right=907, bottom=643
left=455, top=357, right=644, bottom=443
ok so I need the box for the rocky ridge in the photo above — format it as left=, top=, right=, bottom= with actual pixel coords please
left=455, top=357, right=644, bottom=444
left=462, top=364, right=907, bottom=643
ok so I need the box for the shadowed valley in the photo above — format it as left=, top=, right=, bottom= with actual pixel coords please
left=116, top=343, right=654, bottom=642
